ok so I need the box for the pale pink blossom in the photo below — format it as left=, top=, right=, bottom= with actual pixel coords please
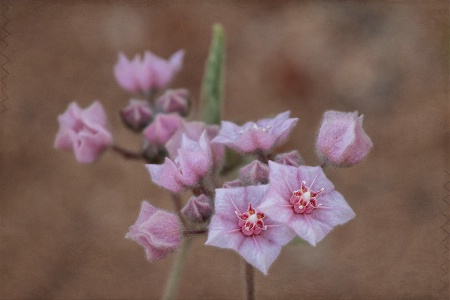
left=212, top=111, right=298, bottom=154
left=54, top=101, right=112, bottom=163
left=114, top=50, right=184, bottom=94
left=259, top=161, right=355, bottom=246
left=126, top=201, right=181, bottom=261
left=146, top=131, right=213, bottom=192
left=143, top=113, right=183, bottom=146
left=166, top=121, right=224, bottom=168
left=120, top=99, right=153, bottom=131
left=316, top=111, right=372, bottom=167
left=206, top=185, right=295, bottom=275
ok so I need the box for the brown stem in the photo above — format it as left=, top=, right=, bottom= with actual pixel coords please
left=183, top=229, right=207, bottom=235
left=255, top=151, right=269, bottom=164
left=243, top=260, right=255, bottom=300
left=111, top=144, right=144, bottom=160
left=320, top=161, right=327, bottom=169
left=171, top=193, right=187, bottom=227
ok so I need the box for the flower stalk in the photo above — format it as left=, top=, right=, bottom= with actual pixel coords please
left=244, top=260, right=255, bottom=300
left=162, top=238, right=193, bottom=300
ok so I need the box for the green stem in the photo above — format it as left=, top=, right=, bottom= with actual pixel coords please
left=162, top=238, right=193, bottom=300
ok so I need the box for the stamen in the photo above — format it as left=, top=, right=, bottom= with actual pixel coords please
left=290, top=180, right=324, bottom=215
left=236, top=202, right=267, bottom=236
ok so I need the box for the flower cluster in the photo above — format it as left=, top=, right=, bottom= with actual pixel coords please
left=54, top=30, right=373, bottom=298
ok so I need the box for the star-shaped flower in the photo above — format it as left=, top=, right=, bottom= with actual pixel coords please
left=54, top=101, right=112, bottom=163
left=212, top=111, right=298, bottom=154
left=146, top=131, right=213, bottom=193
left=114, top=50, right=184, bottom=94
left=259, top=161, right=356, bottom=246
left=165, top=121, right=224, bottom=168
left=206, top=185, right=295, bottom=275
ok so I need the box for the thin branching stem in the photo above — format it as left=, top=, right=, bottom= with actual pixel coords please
left=111, top=144, right=144, bottom=160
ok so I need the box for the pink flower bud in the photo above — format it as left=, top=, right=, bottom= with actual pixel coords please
left=239, top=160, right=269, bottom=185
left=141, top=139, right=166, bottom=163
left=126, top=201, right=181, bottom=261
left=143, top=113, right=183, bottom=146
left=54, top=101, right=113, bottom=163
left=120, top=99, right=153, bottom=131
left=274, top=150, right=304, bottom=167
left=114, top=50, right=184, bottom=94
left=155, top=89, right=191, bottom=116
left=316, top=111, right=372, bottom=167
left=181, top=194, right=213, bottom=223
left=222, top=179, right=244, bottom=188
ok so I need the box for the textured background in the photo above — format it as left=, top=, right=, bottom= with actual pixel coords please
left=0, top=1, right=449, bottom=299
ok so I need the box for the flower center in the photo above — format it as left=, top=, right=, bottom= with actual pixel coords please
left=290, top=181, right=324, bottom=214
left=73, top=119, right=99, bottom=135
left=235, top=202, right=267, bottom=236
left=238, top=123, right=272, bottom=134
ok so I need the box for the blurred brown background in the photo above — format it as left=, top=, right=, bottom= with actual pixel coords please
left=0, top=1, right=449, bottom=299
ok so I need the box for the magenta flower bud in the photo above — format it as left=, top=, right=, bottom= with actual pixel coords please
left=316, top=111, right=373, bottom=167
left=155, top=89, right=191, bottom=116
left=120, top=99, right=153, bottom=131
left=143, top=113, right=183, bottom=146
left=181, top=194, right=213, bottom=223
left=146, top=131, right=213, bottom=192
left=126, top=201, right=181, bottom=261
left=240, top=160, right=270, bottom=185
left=114, top=50, right=184, bottom=94
left=274, top=150, right=304, bottom=167
left=141, top=139, right=167, bottom=163
left=54, top=101, right=113, bottom=163
left=212, top=111, right=298, bottom=154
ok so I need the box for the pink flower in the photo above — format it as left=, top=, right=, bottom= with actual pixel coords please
left=155, top=89, right=191, bottom=116
left=120, top=99, right=153, bottom=131
left=146, top=131, right=213, bottom=192
left=143, top=113, right=183, bottom=146
left=126, top=201, right=181, bottom=261
left=206, top=185, right=295, bottom=275
left=114, top=50, right=184, bottom=94
left=165, top=121, right=224, bottom=168
left=316, top=111, right=372, bottom=167
left=212, top=111, right=298, bottom=154
left=259, top=161, right=355, bottom=246
left=54, top=101, right=112, bottom=163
